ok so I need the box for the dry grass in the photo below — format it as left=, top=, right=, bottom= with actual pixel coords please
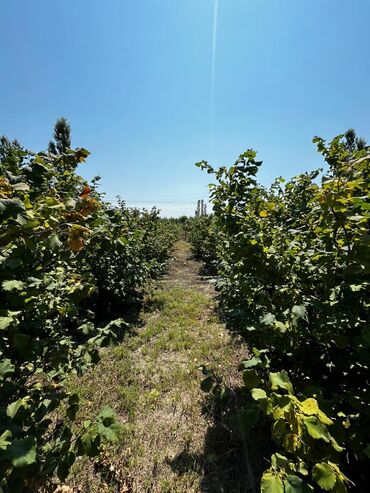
left=62, top=241, right=251, bottom=493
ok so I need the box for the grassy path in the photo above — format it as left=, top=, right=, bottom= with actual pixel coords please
left=67, top=241, right=250, bottom=493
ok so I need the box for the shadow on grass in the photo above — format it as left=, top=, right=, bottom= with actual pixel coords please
left=168, top=386, right=274, bottom=493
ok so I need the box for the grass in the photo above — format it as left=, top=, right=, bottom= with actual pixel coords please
left=61, top=241, right=250, bottom=493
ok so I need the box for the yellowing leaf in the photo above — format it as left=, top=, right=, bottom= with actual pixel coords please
left=259, top=210, right=268, bottom=217
left=261, top=471, right=284, bottom=493
left=283, top=432, right=301, bottom=452
left=300, top=398, right=319, bottom=415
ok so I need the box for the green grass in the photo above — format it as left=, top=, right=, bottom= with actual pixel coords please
left=62, top=245, right=247, bottom=493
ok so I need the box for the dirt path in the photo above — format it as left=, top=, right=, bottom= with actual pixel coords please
left=67, top=241, right=250, bottom=493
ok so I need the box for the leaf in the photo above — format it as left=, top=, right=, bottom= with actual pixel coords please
left=0, top=430, right=12, bottom=450
left=300, top=398, right=333, bottom=425
left=303, top=416, right=330, bottom=442
left=259, top=210, right=268, bottom=217
left=292, top=305, right=307, bottom=320
left=80, top=185, right=91, bottom=197
left=332, top=477, right=347, bottom=493
left=300, top=397, right=319, bottom=415
left=271, top=453, right=290, bottom=469
left=0, top=316, right=13, bottom=330
left=0, top=358, right=15, bottom=380
left=261, top=313, right=275, bottom=326
left=8, top=437, right=37, bottom=468
left=243, top=369, right=262, bottom=389
left=7, top=397, right=30, bottom=418
left=312, top=462, right=337, bottom=491
left=117, top=236, right=129, bottom=246
left=261, top=471, right=284, bottom=493
left=12, top=182, right=30, bottom=192
left=2, top=280, right=25, bottom=291
left=269, top=371, right=293, bottom=395
left=0, top=198, right=25, bottom=219
left=97, top=406, right=116, bottom=423
left=97, top=420, right=120, bottom=442
left=49, top=233, right=62, bottom=249
left=251, top=388, right=267, bottom=400
left=284, top=475, right=314, bottom=493
left=241, top=357, right=261, bottom=369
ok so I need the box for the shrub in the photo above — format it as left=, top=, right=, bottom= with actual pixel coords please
left=0, top=142, right=176, bottom=491
left=198, top=133, right=370, bottom=491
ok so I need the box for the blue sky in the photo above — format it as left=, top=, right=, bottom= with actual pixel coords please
left=1, top=0, right=370, bottom=216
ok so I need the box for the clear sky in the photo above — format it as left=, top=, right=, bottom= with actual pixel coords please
left=1, top=0, right=370, bottom=216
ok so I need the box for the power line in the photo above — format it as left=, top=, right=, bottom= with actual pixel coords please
left=123, top=200, right=207, bottom=205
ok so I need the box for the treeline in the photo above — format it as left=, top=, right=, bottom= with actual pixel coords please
left=0, top=122, right=178, bottom=492
left=191, top=130, right=369, bottom=492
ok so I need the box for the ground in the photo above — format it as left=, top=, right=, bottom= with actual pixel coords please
left=64, top=241, right=254, bottom=493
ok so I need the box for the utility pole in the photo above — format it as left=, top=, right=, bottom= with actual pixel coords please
left=195, top=200, right=207, bottom=217
left=195, top=200, right=200, bottom=217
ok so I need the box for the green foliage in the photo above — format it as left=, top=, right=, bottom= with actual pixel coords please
left=90, top=198, right=178, bottom=317
left=48, top=117, right=72, bottom=154
left=0, top=140, right=177, bottom=491
left=198, top=133, right=370, bottom=491
left=186, top=215, right=219, bottom=269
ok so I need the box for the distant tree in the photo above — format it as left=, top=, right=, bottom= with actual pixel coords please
left=0, top=136, right=23, bottom=164
left=48, top=117, right=71, bottom=154
left=344, top=128, right=366, bottom=152
left=47, top=140, right=57, bottom=154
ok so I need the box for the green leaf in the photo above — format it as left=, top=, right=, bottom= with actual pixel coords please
left=303, top=416, right=330, bottom=442
left=0, top=198, right=25, bottom=220
left=97, top=405, right=116, bottom=424
left=7, top=397, right=30, bottom=418
left=251, top=388, right=267, bottom=400
left=269, top=371, right=293, bottom=395
left=0, top=430, right=12, bottom=450
left=261, top=471, right=284, bottom=493
left=0, top=316, right=13, bottom=330
left=332, top=477, right=347, bottom=493
left=292, top=304, right=308, bottom=320
left=312, top=462, right=337, bottom=491
left=8, top=437, right=36, bottom=468
left=2, top=280, right=24, bottom=291
left=117, top=236, right=129, bottom=246
left=97, top=421, right=120, bottom=442
left=284, top=475, right=314, bottom=493
left=241, top=356, right=261, bottom=368
left=243, top=369, right=262, bottom=389
left=49, top=233, right=62, bottom=249
left=261, top=313, right=275, bottom=326
left=270, top=453, right=290, bottom=469
left=0, top=358, right=15, bottom=380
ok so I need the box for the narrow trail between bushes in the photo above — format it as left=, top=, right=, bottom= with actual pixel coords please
left=67, top=241, right=252, bottom=493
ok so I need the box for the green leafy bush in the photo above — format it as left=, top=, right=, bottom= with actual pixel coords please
left=198, top=133, right=369, bottom=491
left=89, top=199, right=178, bottom=319
left=186, top=215, right=219, bottom=269
left=0, top=141, right=176, bottom=491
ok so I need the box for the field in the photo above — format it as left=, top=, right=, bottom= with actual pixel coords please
left=0, top=131, right=369, bottom=492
